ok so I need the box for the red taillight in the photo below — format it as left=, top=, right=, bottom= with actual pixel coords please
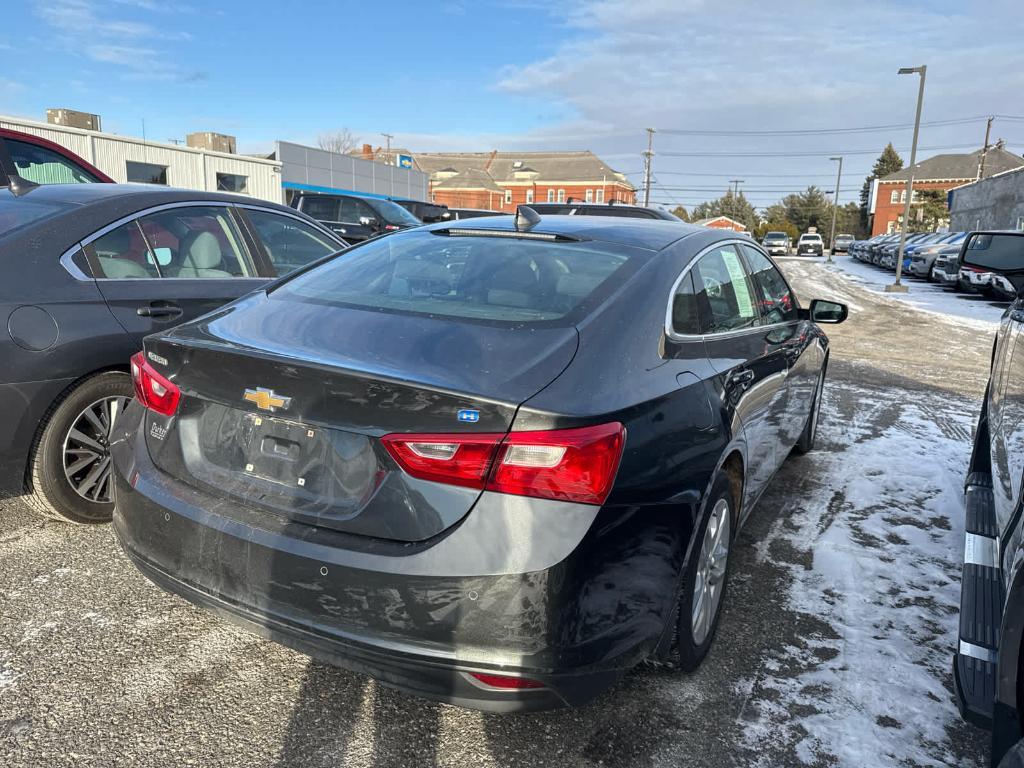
left=380, top=432, right=504, bottom=489
left=381, top=422, right=625, bottom=505
left=130, top=351, right=181, bottom=417
left=469, top=672, right=546, bottom=690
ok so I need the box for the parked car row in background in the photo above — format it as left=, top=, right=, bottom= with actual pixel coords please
left=844, top=230, right=1019, bottom=299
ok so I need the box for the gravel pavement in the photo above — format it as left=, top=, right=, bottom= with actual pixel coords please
left=0, top=256, right=997, bottom=767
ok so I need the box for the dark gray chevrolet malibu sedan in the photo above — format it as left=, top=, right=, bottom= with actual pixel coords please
left=111, top=210, right=847, bottom=711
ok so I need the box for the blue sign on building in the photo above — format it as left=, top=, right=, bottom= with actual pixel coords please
left=396, top=154, right=413, bottom=169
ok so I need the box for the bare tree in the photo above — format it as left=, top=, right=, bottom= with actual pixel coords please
left=317, top=128, right=359, bottom=155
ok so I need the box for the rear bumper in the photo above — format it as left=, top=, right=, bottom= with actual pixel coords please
left=111, top=404, right=686, bottom=712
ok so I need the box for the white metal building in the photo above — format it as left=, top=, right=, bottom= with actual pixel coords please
left=0, top=114, right=283, bottom=203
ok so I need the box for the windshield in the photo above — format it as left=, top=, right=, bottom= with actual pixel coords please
left=271, top=229, right=642, bottom=323
left=763, top=232, right=786, bottom=240
left=367, top=198, right=422, bottom=227
left=800, top=235, right=822, bottom=241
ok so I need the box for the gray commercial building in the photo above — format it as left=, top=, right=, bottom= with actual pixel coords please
left=275, top=141, right=429, bottom=203
left=950, top=166, right=1024, bottom=232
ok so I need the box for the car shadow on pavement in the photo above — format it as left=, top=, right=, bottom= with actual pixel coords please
left=274, top=662, right=442, bottom=768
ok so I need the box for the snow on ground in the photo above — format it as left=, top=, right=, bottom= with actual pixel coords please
left=738, top=379, right=976, bottom=767
left=794, top=255, right=1005, bottom=328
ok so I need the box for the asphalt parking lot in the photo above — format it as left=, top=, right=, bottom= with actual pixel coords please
left=0, top=256, right=997, bottom=767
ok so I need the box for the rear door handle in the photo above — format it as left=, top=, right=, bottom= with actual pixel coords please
left=137, top=304, right=183, bottom=319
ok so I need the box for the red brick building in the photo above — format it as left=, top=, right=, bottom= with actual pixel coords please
left=871, top=147, right=1024, bottom=235
left=357, top=146, right=635, bottom=211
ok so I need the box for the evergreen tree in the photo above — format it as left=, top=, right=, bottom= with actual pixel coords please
left=670, top=205, right=689, bottom=222
left=859, top=143, right=904, bottom=231
left=689, top=190, right=758, bottom=231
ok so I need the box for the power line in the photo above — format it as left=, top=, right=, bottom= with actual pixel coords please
left=658, top=141, right=1021, bottom=158
left=627, top=170, right=866, bottom=178
left=655, top=116, right=990, bottom=137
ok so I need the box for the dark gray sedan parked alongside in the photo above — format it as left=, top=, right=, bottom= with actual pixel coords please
left=0, top=181, right=345, bottom=523
left=112, top=209, right=846, bottom=712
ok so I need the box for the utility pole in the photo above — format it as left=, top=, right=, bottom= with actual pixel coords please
left=642, top=128, right=655, bottom=207
left=978, top=116, right=994, bottom=180
left=888, top=65, right=927, bottom=294
left=381, top=132, right=394, bottom=165
left=828, top=156, right=843, bottom=263
left=728, top=179, right=744, bottom=221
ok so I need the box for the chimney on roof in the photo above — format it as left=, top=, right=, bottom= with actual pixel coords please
left=361, top=143, right=373, bottom=160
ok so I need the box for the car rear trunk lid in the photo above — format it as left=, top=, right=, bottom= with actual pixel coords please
left=140, top=293, right=579, bottom=542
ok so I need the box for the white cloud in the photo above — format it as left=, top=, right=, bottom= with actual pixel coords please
left=34, top=0, right=202, bottom=81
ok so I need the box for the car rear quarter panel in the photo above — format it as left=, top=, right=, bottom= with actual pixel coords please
left=0, top=240, right=134, bottom=491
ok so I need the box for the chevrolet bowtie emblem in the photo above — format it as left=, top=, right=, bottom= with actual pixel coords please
left=243, top=387, right=291, bottom=412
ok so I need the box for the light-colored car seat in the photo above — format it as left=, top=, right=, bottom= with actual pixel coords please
left=175, top=231, right=233, bottom=278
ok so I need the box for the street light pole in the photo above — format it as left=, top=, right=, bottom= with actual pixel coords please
left=888, top=65, right=927, bottom=293
left=828, top=156, right=843, bottom=264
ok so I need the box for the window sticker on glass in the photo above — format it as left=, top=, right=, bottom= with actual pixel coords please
left=720, top=249, right=755, bottom=318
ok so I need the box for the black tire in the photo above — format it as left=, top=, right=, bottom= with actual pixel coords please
left=671, top=472, right=736, bottom=672
left=794, top=365, right=825, bottom=455
left=998, top=740, right=1024, bottom=768
left=24, top=371, right=133, bottom=524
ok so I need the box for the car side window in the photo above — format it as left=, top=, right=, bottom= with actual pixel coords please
left=671, top=269, right=702, bottom=335
left=245, top=210, right=341, bottom=277
left=137, top=206, right=254, bottom=279
left=6, top=138, right=100, bottom=184
left=300, top=196, right=340, bottom=222
left=86, top=220, right=161, bottom=278
left=339, top=197, right=376, bottom=224
left=740, top=245, right=798, bottom=324
left=691, top=245, right=760, bottom=334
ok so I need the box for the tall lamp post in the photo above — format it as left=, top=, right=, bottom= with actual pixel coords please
left=887, top=65, right=927, bottom=293
left=827, top=155, right=843, bottom=264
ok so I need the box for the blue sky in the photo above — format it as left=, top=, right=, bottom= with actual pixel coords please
left=3, top=0, right=1023, bottom=210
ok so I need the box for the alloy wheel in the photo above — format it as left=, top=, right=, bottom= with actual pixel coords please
left=62, top=396, right=129, bottom=503
left=691, top=498, right=731, bottom=646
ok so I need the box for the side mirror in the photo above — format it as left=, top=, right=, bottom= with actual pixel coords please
left=808, top=299, right=848, bottom=324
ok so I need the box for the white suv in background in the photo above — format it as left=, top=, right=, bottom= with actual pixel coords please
left=796, top=233, right=824, bottom=257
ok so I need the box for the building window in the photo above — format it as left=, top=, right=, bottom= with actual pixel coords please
left=216, top=172, right=248, bottom=194
left=557, top=189, right=565, bottom=203
left=910, top=189, right=919, bottom=204
left=596, top=188, right=604, bottom=203
left=890, top=190, right=899, bottom=203
left=585, top=188, right=593, bottom=203
left=505, top=189, right=512, bottom=204
left=547, top=189, right=555, bottom=202
left=900, top=190, right=907, bottom=203
left=126, top=161, right=168, bottom=185
left=526, top=189, right=534, bottom=204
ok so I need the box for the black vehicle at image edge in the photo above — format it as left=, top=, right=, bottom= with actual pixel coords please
left=953, top=231, right=1024, bottom=767
left=111, top=210, right=847, bottom=711
left=0, top=179, right=345, bottom=523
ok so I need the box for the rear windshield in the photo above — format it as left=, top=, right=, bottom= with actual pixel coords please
left=271, top=229, right=640, bottom=323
